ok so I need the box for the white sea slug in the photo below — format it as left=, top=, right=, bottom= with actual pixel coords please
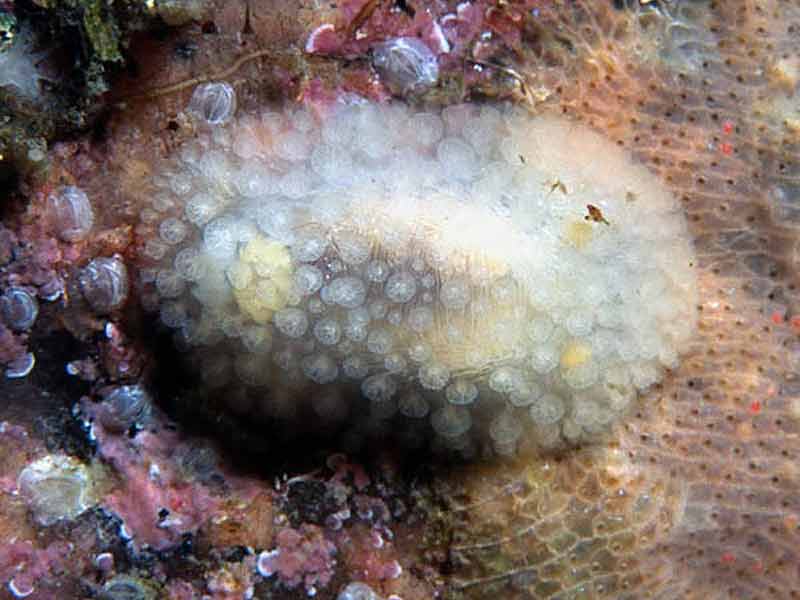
left=135, top=94, right=698, bottom=456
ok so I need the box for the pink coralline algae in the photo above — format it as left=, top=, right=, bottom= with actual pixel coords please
left=81, top=399, right=218, bottom=551
left=0, top=540, right=72, bottom=599
left=80, top=394, right=268, bottom=554
left=205, top=557, right=256, bottom=600
left=0, top=421, right=33, bottom=494
left=255, top=450, right=428, bottom=597
left=99, top=322, right=145, bottom=382
left=67, top=323, right=141, bottom=383
left=304, top=0, right=542, bottom=99
left=0, top=288, right=37, bottom=375
left=341, top=524, right=404, bottom=585
left=0, top=397, right=434, bottom=598
left=89, top=421, right=219, bottom=550
left=256, top=524, right=337, bottom=594
left=9, top=233, right=69, bottom=295
left=304, top=0, right=454, bottom=58
left=0, top=188, right=87, bottom=375
left=0, top=425, right=94, bottom=599
left=166, top=580, right=200, bottom=600
left=0, top=234, right=47, bottom=374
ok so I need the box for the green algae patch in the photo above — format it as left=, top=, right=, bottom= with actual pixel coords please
left=81, top=0, right=123, bottom=62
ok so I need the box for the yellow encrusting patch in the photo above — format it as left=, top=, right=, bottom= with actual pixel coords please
left=560, top=341, right=592, bottom=369
left=234, top=287, right=274, bottom=324
left=233, top=236, right=293, bottom=323
left=240, top=236, right=292, bottom=274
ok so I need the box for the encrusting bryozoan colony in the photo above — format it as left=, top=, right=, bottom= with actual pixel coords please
left=135, top=83, right=697, bottom=456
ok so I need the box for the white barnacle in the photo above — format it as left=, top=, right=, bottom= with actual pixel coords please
left=1, top=287, right=38, bottom=331
left=17, top=454, right=93, bottom=526
left=47, top=186, right=94, bottom=242
left=372, top=37, right=439, bottom=96
left=188, top=81, right=236, bottom=125
left=79, top=257, right=129, bottom=313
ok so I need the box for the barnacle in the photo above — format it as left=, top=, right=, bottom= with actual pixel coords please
left=5, top=352, right=36, bottom=379
left=47, top=185, right=94, bottom=243
left=100, top=576, right=158, bottom=600
left=97, top=385, right=152, bottom=432
left=337, top=582, right=381, bottom=600
left=188, top=81, right=237, bottom=125
left=16, top=454, right=93, bottom=526
left=372, top=37, right=440, bottom=96
left=80, top=257, right=129, bottom=313
left=0, top=287, right=38, bottom=331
